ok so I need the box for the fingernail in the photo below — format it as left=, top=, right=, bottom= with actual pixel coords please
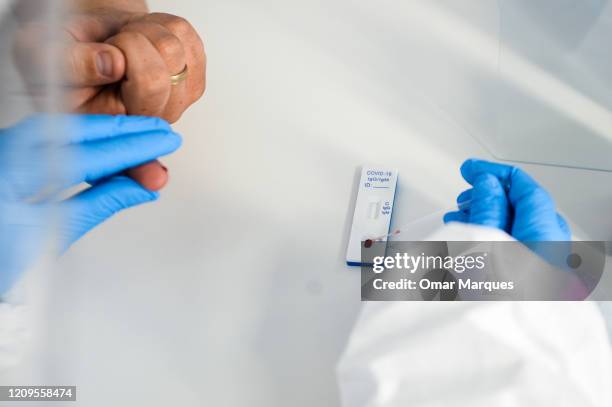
left=96, top=52, right=113, bottom=77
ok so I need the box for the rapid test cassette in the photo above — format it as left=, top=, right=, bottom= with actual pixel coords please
left=346, top=166, right=398, bottom=266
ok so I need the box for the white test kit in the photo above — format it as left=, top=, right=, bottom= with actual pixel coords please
left=346, top=166, right=398, bottom=266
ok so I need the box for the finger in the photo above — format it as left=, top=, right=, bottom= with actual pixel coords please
left=141, top=13, right=203, bottom=70
left=456, top=189, right=472, bottom=212
left=140, top=13, right=206, bottom=122
left=60, top=176, right=159, bottom=251
left=121, top=21, right=187, bottom=76
left=83, top=160, right=170, bottom=192
left=125, top=160, right=169, bottom=191
left=506, top=167, right=550, bottom=204
left=62, top=130, right=181, bottom=188
left=457, top=189, right=472, bottom=204
left=106, top=31, right=172, bottom=117
left=64, top=11, right=142, bottom=42
left=460, top=159, right=514, bottom=187
left=64, top=114, right=172, bottom=143
left=64, top=42, right=126, bottom=86
left=468, top=173, right=511, bottom=231
left=443, top=211, right=468, bottom=224
left=4, top=114, right=172, bottom=146
left=509, top=176, right=564, bottom=241
left=75, top=85, right=127, bottom=116
left=119, top=20, right=189, bottom=123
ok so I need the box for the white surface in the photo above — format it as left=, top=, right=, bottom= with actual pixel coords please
left=3, top=1, right=612, bottom=406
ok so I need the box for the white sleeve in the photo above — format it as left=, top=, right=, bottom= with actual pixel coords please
left=337, top=223, right=612, bottom=407
left=0, top=273, right=30, bottom=371
left=0, top=301, right=28, bottom=370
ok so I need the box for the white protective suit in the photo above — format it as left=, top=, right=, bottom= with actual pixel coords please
left=337, top=223, right=612, bottom=407
left=0, top=301, right=28, bottom=370
left=0, top=0, right=33, bottom=372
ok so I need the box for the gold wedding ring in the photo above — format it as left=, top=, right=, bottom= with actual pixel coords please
left=170, top=65, right=189, bottom=85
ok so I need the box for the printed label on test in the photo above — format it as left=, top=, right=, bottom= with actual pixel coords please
left=346, top=166, right=398, bottom=266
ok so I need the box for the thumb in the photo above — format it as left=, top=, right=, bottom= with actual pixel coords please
left=65, top=42, right=126, bottom=86
left=508, top=168, right=567, bottom=241
left=59, top=176, right=158, bottom=252
left=468, top=173, right=511, bottom=231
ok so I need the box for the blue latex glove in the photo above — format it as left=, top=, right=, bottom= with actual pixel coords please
left=444, top=159, right=570, bottom=241
left=0, top=114, right=182, bottom=294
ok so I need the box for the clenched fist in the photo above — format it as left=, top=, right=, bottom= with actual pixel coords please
left=67, top=11, right=206, bottom=123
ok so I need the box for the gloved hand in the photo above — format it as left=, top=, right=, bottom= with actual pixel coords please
left=444, top=159, right=571, bottom=241
left=0, top=114, right=182, bottom=295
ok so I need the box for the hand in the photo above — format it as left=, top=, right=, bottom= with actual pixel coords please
left=444, top=159, right=571, bottom=241
left=12, top=8, right=205, bottom=190
left=63, top=11, right=206, bottom=123
left=14, top=8, right=206, bottom=121
left=102, top=12, right=206, bottom=123
left=0, top=114, right=181, bottom=295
